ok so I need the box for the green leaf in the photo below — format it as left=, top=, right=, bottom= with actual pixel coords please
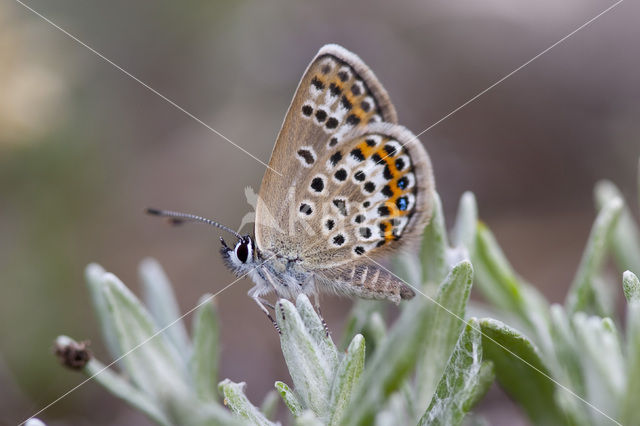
left=572, top=313, right=625, bottom=420
left=276, top=296, right=333, bottom=418
left=218, top=379, right=276, bottom=426
left=451, top=191, right=478, bottom=255
left=191, top=294, right=220, bottom=401
left=594, top=180, right=640, bottom=275
left=328, top=334, right=365, bottom=426
left=420, top=192, right=449, bottom=289
left=139, top=258, right=191, bottom=360
left=473, top=223, right=550, bottom=341
left=416, top=260, right=474, bottom=411
left=101, top=272, right=189, bottom=399
left=419, top=319, right=494, bottom=426
left=547, top=305, right=589, bottom=425
left=622, top=298, right=640, bottom=425
left=479, top=318, right=565, bottom=425
left=55, top=335, right=172, bottom=426
left=566, top=196, right=622, bottom=316
left=548, top=305, right=585, bottom=395
left=473, top=223, right=527, bottom=317
left=342, top=283, right=433, bottom=426
left=623, top=270, right=640, bottom=303
left=85, top=263, right=121, bottom=361
left=275, top=381, right=303, bottom=417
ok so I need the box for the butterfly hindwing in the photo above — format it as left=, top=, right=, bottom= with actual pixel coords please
left=295, top=123, right=434, bottom=267
left=256, top=45, right=398, bottom=250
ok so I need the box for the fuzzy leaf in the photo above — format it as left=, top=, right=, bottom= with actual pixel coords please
left=275, top=381, right=303, bottom=417
left=191, top=294, right=220, bottom=401
left=572, top=313, right=625, bottom=420
left=276, top=296, right=333, bottom=418
left=340, top=300, right=383, bottom=350
left=623, top=270, right=640, bottom=303
left=296, top=295, right=338, bottom=371
left=166, top=396, right=245, bottom=426
left=55, top=335, right=172, bottom=426
left=473, top=223, right=527, bottom=317
left=328, top=334, right=365, bottom=426
left=85, top=263, right=120, bottom=361
left=342, top=284, right=433, bottom=426
left=101, top=273, right=189, bottom=399
left=139, top=258, right=191, bottom=360
left=479, top=318, right=565, bottom=425
left=594, top=180, right=640, bottom=275
left=547, top=305, right=589, bottom=425
left=420, top=192, right=449, bottom=288
left=85, top=357, right=172, bottom=425
left=260, top=390, right=280, bottom=421
left=623, top=296, right=640, bottom=425
left=295, top=411, right=324, bottom=426
left=566, top=196, right=622, bottom=316
left=473, top=223, right=550, bottom=341
left=375, top=392, right=411, bottom=426
left=218, top=379, right=277, bottom=426
left=366, top=312, right=387, bottom=348
left=416, top=261, right=474, bottom=410
left=392, top=252, right=422, bottom=290
left=452, top=191, right=478, bottom=255
left=419, top=319, right=494, bottom=426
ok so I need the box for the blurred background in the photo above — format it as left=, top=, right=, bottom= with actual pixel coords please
left=1, top=0, right=639, bottom=424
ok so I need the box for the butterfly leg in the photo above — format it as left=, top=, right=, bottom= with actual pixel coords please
left=262, top=269, right=287, bottom=321
left=252, top=296, right=281, bottom=334
left=313, top=291, right=330, bottom=337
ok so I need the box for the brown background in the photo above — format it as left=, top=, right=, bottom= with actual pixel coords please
left=1, top=0, right=639, bottom=424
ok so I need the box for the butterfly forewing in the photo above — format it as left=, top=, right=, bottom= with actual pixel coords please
left=256, top=45, right=398, bottom=250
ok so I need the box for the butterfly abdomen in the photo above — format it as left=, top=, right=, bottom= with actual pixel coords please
left=323, top=263, right=415, bottom=303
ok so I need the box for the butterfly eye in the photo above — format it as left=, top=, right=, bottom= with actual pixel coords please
left=235, top=241, right=249, bottom=263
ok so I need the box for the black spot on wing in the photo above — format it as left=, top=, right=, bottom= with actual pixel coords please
left=333, top=199, right=348, bottom=216
left=315, top=109, right=327, bottom=122
left=310, top=177, right=324, bottom=193
left=329, top=151, right=342, bottom=166
left=350, top=148, right=365, bottom=162
left=297, top=149, right=314, bottom=165
left=311, top=76, right=324, bottom=90
left=299, top=203, right=313, bottom=215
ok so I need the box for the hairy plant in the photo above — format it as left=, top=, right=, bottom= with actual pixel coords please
left=48, top=162, right=640, bottom=425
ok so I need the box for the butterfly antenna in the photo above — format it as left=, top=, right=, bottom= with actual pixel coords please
left=145, top=208, right=242, bottom=239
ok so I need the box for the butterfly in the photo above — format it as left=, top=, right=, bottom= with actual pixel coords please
left=148, top=44, right=435, bottom=332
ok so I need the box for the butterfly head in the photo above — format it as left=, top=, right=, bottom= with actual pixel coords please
left=219, top=234, right=257, bottom=271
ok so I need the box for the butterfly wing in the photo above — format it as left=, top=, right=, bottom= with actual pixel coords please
left=296, top=123, right=434, bottom=263
left=255, top=44, right=398, bottom=250
left=255, top=45, right=435, bottom=303
left=296, top=123, right=434, bottom=302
